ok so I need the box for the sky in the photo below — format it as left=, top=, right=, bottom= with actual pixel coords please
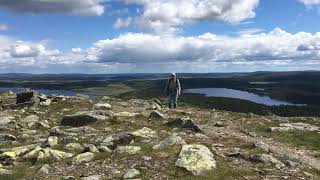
left=0, top=0, right=320, bottom=74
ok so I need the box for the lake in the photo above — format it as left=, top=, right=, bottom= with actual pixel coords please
left=185, top=88, right=297, bottom=106
left=0, top=87, right=96, bottom=97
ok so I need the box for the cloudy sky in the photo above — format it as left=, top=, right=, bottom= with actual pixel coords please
left=0, top=0, right=320, bottom=73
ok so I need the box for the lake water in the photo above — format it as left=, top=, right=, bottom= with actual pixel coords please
left=0, top=87, right=96, bottom=97
left=185, top=88, right=296, bottom=106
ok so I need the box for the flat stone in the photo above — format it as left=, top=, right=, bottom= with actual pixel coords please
left=61, top=112, right=109, bottom=127
left=102, top=132, right=134, bottom=149
left=153, top=134, right=186, bottom=150
left=114, top=112, right=140, bottom=118
left=149, top=110, right=165, bottom=119
left=269, top=122, right=319, bottom=132
left=0, top=117, right=11, bottom=126
left=21, top=115, right=39, bottom=123
left=123, top=168, right=140, bottom=179
left=176, top=144, right=216, bottom=176
left=93, top=103, right=112, bottom=110
left=73, top=152, right=95, bottom=164
left=131, top=127, right=157, bottom=139
left=38, top=164, right=50, bottom=174
left=167, top=117, right=202, bottom=132
left=49, top=149, right=73, bottom=160
left=115, top=146, right=141, bottom=155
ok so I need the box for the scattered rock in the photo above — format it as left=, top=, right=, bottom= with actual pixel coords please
left=153, top=134, right=186, bottom=150
left=66, top=143, right=84, bottom=152
left=149, top=110, right=165, bottom=119
left=73, top=152, right=95, bottom=164
left=131, top=127, right=157, bottom=139
left=102, top=132, right=134, bottom=149
left=81, top=175, right=101, bottom=180
left=249, top=154, right=285, bottom=168
left=16, top=90, right=38, bottom=105
left=123, top=168, right=140, bottom=179
left=46, top=136, right=58, bottom=147
left=49, top=149, right=73, bottom=160
left=114, top=112, right=140, bottom=118
left=167, top=117, right=202, bottom=132
left=21, top=115, right=39, bottom=123
left=0, top=117, right=12, bottom=126
left=93, top=103, right=112, bottom=110
left=176, top=144, right=216, bottom=176
left=0, top=168, right=13, bottom=175
left=40, top=99, right=51, bottom=106
left=115, top=146, right=141, bottom=155
left=269, top=122, right=319, bottom=132
left=97, top=146, right=112, bottom=153
left=38, top=164, right=50, bottom=174
left=61, top=112, right=109, bottom=127
left=84, top=144, right=99, bottom=153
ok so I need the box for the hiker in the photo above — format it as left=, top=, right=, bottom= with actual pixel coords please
left=164, top=73, right=181, bottom=108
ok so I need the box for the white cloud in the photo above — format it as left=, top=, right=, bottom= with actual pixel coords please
left=113, top=17, right=133, bottom=29
left=298, top=0, right=320, bottom=6
left=0, top=0, right=104, bottom=16
left=0, top=24, right=8, bottom=31
left=1, top=28, right=320, bottom=73
left=120, top=0, right=260, bottom=34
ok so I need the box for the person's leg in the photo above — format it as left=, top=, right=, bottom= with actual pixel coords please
left=173, top=94, right=178, bottom=108
left=168, top=94, right=173, bottom=108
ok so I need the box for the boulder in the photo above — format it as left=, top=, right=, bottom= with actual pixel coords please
left=153, top=134, right=186, bottom=150
left=61, top=112, right=109, bottom=127
left=23, top=146, right=42, bottom=159
left=72, top=152, right=95, bottom=164
left=40, top=99, right=51, bottom=106
left=131, top=127, right=157, bottom=139
left=167, top=117, right=202, bottom=132
left=38, top=164, right=50, bottom=174
left=115, top=146, right=141, bottom=155
left=175, top=144, right=216, bottom=176
left=16, top=90, right=38, bottom=105
left=149, top=110, right=165, bottom=119
left=84, top=144, right=99, bottom=153
left=93, top=103, right=112, bottom=110
left=97, top=146, right=112, bottom=153
left=123, top=168, right=140, bottom=179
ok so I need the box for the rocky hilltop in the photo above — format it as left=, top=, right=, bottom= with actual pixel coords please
left=0, top=90, right=320, bottom=179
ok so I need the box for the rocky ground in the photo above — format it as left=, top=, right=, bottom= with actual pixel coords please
left=0, top=90, right=320, bottom=180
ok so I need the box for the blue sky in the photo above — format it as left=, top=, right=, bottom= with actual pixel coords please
left=0, top=0, right=320, bottom=73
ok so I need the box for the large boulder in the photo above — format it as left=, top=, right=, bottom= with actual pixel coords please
left=61, top=112, right=109, bottom=127
left=16, top=90, right=39, bottom=105
left=167, top=117, right=202, bottom=132
left=175, top=144, right=216, bottom=176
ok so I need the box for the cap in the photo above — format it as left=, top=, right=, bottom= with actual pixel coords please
left=171, top=72, right=176, bottom=76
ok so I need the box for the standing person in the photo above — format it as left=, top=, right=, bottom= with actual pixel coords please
left=164, top=73, right=181, bottom=109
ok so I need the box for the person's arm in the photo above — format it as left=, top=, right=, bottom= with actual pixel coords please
left=177, top=79, right=181, bottom=95
left=164, top=79, right=169, bottom=95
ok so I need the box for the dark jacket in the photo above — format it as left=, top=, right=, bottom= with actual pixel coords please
left=164, top=78, right=181, bottom=96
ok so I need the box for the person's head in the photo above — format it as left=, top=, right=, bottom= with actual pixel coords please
left=170, top=72, right=176, bottom=80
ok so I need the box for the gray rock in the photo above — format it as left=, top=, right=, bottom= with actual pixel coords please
left=102, top=132, right=134, bottom=149
left=167, top=117, right=202, bottom=132
left=97, top=146, right=112, bottom=153
left=114, top=112, right=140, bottom=118
left=115, top=146, right=141, bottom=155
left=249, top=154, right=285, bottom=168
left=0, top=168, right=13, bottom=175
left=22, top=115, right=39, bottom=123
left=81, top=175, right=101, bottom=180
left=16, top=90, right=38, bottom=105
left=61, top=112, right=109, bottom=127
left=123, top=168, right=140, bottom=179
left=65, top=143, right=84, bottom=152
left=153, top=134, right=186, bottom=150
left=72, top=152, right=95, bottom=164
left=38, top=164, right=50, bottom=174
left=0, top=117, right=12, bottom=126
left=93, top=103, right=112, bottom=110
left=84, top=144, right=99, bottom=153
left=269, top=122, right=319, bottom=132
left=62, top=176, right=75, bottom=180
left=149, top=110, right=165, bottom=119
left=46, top=136, right=58, bottom=147
left=176, top=144, right=216, bottom=176
left=131, top=127, right=157, bottom=139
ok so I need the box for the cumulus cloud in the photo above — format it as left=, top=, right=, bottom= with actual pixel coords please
left=85, top=28, right=320, bottom=65
left=1, top=28, right=320, bottom=73
left=120, top=0, right=260, bottom=34
left=113, top=17, right=133, bottom=29
left=298, top=0, right=320, bottom=6
left=0, top=0, right=104, bottom=16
